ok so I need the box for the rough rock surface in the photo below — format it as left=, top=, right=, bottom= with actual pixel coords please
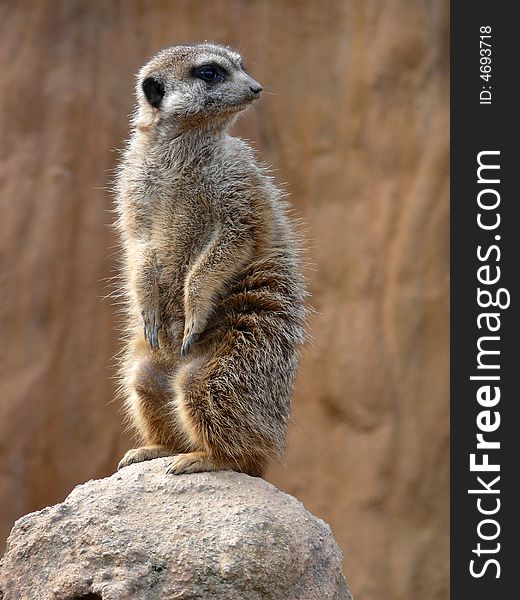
left=0, top=2, right=449, bottom=598
left=0, top=459, right=351, bottom=600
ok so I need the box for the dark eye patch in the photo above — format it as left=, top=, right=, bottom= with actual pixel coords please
left=142, top=77, right=165, bottom=108
left=192, top=63, right=227, bottom=84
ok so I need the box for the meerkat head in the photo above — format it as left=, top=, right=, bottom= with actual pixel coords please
left=135, top=43, right=262, bottom=131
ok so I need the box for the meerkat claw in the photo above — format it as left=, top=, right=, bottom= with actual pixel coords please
left=150, top=327, right=159, bottom=351
left=142, top=310, right=160, bottom=351
left=181, top=332, right=198, bottom=357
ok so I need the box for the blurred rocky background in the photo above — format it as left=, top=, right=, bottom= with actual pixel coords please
left=0, top=1, right=449, bottom=599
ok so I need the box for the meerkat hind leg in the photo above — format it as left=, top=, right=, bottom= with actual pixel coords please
left=118, top=444, right=173, bottom=470
left=119, top=352, right=191, bottom=471
left=167, top=356, right=270, bottom=477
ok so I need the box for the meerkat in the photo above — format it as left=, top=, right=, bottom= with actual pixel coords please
left=115, top=43, right=307, bottom=477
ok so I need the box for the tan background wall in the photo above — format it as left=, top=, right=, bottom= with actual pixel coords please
left=0, top=1, right=449, bottom=598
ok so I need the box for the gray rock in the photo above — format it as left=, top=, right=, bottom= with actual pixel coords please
left=0, top=458, right=352, bottom=599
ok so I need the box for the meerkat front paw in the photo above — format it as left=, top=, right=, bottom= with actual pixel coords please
left=141, top=308, right=161, bottom=351
left=117, top=445, right=172, bottom=470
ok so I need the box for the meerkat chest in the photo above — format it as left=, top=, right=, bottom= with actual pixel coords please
left=135, top=173, right=218, bottom=270
left=129, top=150, right=258, bottom=259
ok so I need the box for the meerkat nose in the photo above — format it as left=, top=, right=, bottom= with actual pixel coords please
left=250, top=82, right=263, bottom=95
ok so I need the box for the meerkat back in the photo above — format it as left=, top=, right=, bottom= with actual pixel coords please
left=115, top=43, right=308, bottom=477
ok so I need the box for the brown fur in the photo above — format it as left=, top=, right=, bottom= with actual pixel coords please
left=114, top=43, right=307, bottom=477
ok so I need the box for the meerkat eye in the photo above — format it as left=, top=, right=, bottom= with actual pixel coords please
left=193, top=65, right=225, bottom=84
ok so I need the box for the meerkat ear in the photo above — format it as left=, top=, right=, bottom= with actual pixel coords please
left=142, top=77, right=165, bottom=108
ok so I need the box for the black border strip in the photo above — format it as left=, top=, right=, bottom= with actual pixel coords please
left=451, top=3, right=517, bottom=596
